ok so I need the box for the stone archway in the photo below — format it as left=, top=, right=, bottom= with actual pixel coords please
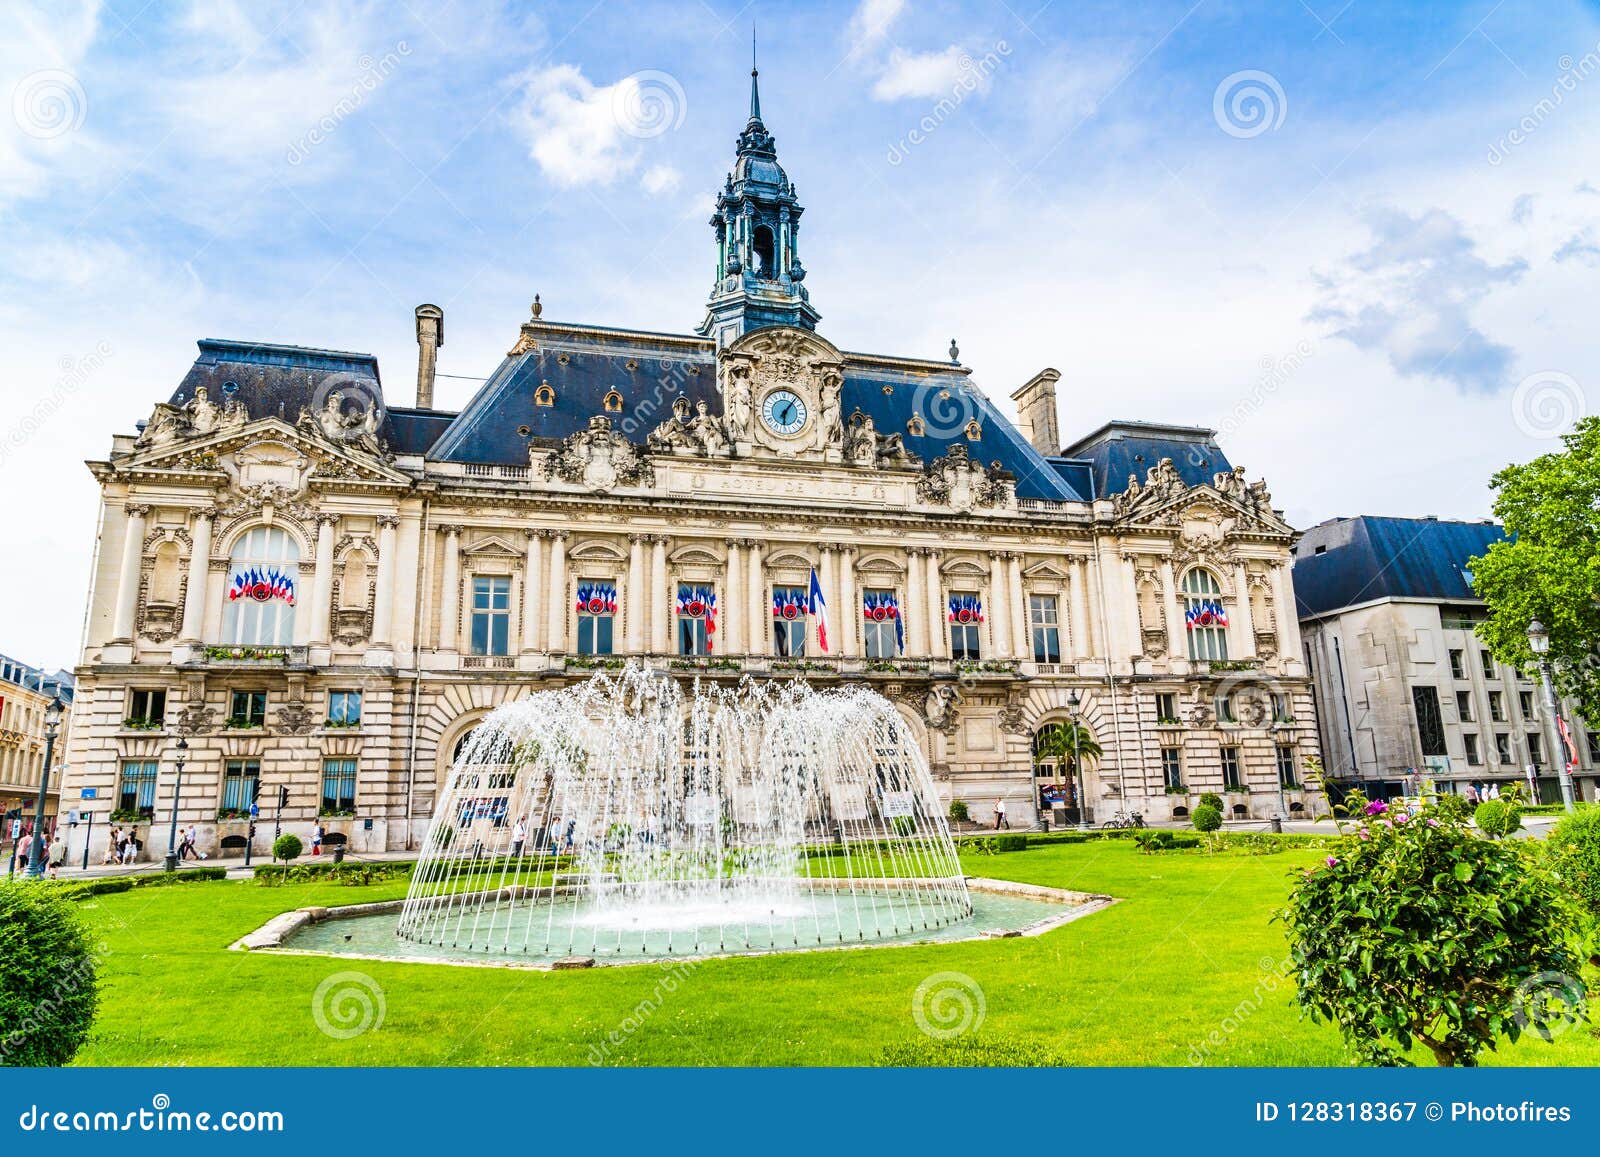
left=1030, top=717, right=1102, bottom=824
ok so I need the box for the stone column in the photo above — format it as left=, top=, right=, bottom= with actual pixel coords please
left=437, top=525, right=461, bottom=651
left=1160, top=557, right=1184, bottom=659
left=310, top=514, right=337, bottom=645
left=650, top=536, right=670, bottom=654
left=1270, top=563, right=1303, bottom=665
left=1069, top=555, right=1094, bottom=659
left=626, top=534, right=646, bottom=653
left=988, top=551, right=1011, bottom=658
left=906, top=548, right=926, bottom=655
left=723, top=539, right=744, bottom=654
left=745, top=540, right=765, bottom=656
left=111, top=504, right=149, bottom=642
left=178, top=508, right=213, bottom=643
left=371, top=516, right=398, bottom=647
left=838, top=546, right=858, bottom=658
left=1008, top=553, right=1028, bottom=661
left=522, top=530, right=545, bottom=653
left=546, top=532, right=569, bottom=652
left=1231, top=561, right=1256, bottom=658
left=925, top=549, right=946, bottom=659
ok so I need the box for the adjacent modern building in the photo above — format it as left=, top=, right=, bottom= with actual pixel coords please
left=60, top=74, right=1322, bottom=860
left=0, top=654, right=75, bottom=832
left=1294, top=515, right=1598, bottom=803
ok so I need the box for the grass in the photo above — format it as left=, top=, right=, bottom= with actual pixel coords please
left=66, top=839, right=1600, bottom=1066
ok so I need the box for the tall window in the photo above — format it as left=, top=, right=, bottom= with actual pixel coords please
left=228, top=689, right=266, bottom=728
left=327, top=690, right=362, bottom=725
left=1495, top=733, right=1512, bottom=764
left=117, top=760, right=158, bottom=816
left=1215, top=694, right=1236, bottom=724
left=1155, top=692, right=1178, bottom=723
left=948, top=592, right=983, bottom=661
left=1448, top=649, right=1466, bottom=679
left=677, top=584, right=714, bottom=656
left=1480, top=650, right=1496, bottom=679
left=471, top=576, right=511, bottom=656
left=1029, top=594, right=1061, bottom=664
left=1181, top=569, right=1229, bottom=661
left=1464, top=733, right=1482, bottom=766
left=322, top=758, right=357, bottom=813
left=1221, top=745, right=1243, bottom=789
left=1528, top=732, right=1544, bottom=766
left=1160, top=746, right=1183, bottom=789
left=1275, top=744, right=1298, bottom=788
left=575, top=582, right=616, bottom=656
left=1518, top=690, right=1535, bottom=719
left=1412, top=686, right=1446, bottom=757
left=221, top=526, right=300, bottom=645
left=1456, top=691, right=1473, bottom=722
left=772, top=585, right=807, bottom=657
left=222, top=760, right=260, bottom=812
left=862, top=588, right=902, bottom=659
left=1489, top=691, right=1505, bottom=721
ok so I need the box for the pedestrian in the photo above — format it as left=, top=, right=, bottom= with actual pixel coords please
left=548, top=814, right=562, bottom=854
left=181, top=823, right=200, bottom=861
left=312, top=822, right=325, bottom=856
left=121, top=832, right=137, bottom=864
left=47, top=832, right=67, bottom=877
left=1487, top=782, right=1501, bottom=801
left=1464, top=783, right=1479, bottom=805
left=994, top=797, right=1009, bottom=830
left=104, top=826, right=120, bottom=865
left=564, top=817, right=576, bottom=853
left=512, top=817, right=527, bottom=860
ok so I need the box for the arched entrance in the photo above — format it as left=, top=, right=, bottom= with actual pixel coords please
left=1031, top=720, right=1101, bottom=824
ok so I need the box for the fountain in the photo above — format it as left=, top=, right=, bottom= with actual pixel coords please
left=395, top=666, right=974, bottom=959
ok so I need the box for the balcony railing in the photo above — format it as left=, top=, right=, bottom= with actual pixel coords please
left=194, top=644, right=310, bottom=668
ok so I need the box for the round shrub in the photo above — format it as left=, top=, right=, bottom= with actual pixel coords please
left=1547, top=805, right=1600, bottom=927
left=1281, top=801, right=1585, bottom=1065
left=0, top=883, right=100, bottom=1066
left=1474, top=799, right=1522, bottom=839
left=1199, top=792, right=1224, bottom=813
left=1192, top=803, right=1223, bottom=832
left=272, top=834, right=302, bottom=862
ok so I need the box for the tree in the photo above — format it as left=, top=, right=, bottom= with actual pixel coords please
left=1192, top=804, right=1223, bottom=832
left=1035, top=722, right=1103, bottom=809
left=272, top=833, right=302, bottom=865
left=0, top=883, right=99, bottom=1066
left=1279, top=797, right=1587, bottom=1066
left=1469, top=417, right=1600, bottom=723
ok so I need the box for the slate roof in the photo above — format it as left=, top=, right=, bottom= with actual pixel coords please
left=0, top=653, right=75, bottom=702
left=1290, top=516, right=1507, bottom=620
left=424, top=322, right=1088, bottom=502
left=1059, top=421, right=1234, bottom=500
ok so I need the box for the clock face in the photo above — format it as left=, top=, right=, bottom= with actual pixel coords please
left=761, top=389, right=808, bottom=436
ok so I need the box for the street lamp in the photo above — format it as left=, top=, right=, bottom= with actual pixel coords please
left=1527, top=619, right=1576, bottom=813
left=1068, top=690, right=1089, bottom=831
left=27, top=696, right=64, bottom=878
left=163, top=737, right=189, bottom=872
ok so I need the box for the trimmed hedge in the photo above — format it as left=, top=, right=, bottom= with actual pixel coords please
left=0, top=882, right=99, bottom=1066
left=52, top=867, right=227, bottom=903
left=1546, top=804, right=1600, bottom=928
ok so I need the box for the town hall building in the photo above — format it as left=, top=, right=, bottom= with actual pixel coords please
left=61, top=71, right=1321, bottom=858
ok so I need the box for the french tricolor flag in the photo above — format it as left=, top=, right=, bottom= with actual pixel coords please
left=808, top=567, right=830, bottom=654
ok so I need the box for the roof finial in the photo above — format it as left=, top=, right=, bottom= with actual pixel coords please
left=949, top=338, right=960, bottom=363
left=749, top=23, right=762, bottom=123
left=531, top=293, right=542, bottom=320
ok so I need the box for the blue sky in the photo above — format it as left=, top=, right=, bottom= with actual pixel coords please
left=4, top=0, right=1600, bottom=665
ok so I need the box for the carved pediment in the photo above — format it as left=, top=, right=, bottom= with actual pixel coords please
left=124, top=419, right=409, bottom=490
left=719, top=326, right=847, bottom=456
left=916, top=444, right=1016, bottom=513
left=1111, top=457, right=1289, bottom=535
left=547, top=414, right=657, bottom=491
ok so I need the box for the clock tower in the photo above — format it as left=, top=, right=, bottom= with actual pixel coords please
left=697, top=57, right=821, bottom=347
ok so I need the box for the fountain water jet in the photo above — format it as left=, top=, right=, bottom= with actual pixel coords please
left=397, top=666, right=972, bottom=958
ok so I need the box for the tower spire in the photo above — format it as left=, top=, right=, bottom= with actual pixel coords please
left=749, top=25, right=761, bottom=122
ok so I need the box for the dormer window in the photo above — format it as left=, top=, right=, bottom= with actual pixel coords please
left=964, top=419, right=983, bottom=440
left=907, top=415, right=925, bottom=437
left=535, top=382, right=556, bottom=407
left=603, top=390, right=624, bottom=413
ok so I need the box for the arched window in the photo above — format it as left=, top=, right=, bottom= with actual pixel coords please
left=1181, top=568, right=1229, bottom=662
left=752, top=225, right=776, bottom=276
left=535, top=382, right=556, bottom=407
left=221, top=526, right=299, bottom=645
left=603, top=390, right=624, bottom=413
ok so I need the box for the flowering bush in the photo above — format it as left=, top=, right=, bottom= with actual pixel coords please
left=1279, top=795, right=1587, bottom=1066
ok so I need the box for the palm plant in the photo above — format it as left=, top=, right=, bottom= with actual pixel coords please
left=1034, top=722, right=1103, bottom=811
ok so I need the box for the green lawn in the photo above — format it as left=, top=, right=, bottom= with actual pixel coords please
left=69, top=839, right=1600, bottom=1066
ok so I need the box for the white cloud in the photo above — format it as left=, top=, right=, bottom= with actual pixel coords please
left=510, top=63, right=684, bottom=187
left=1552, top=228, right=1600, bottom=265
left=0, top=0, right=100, bottom=211
left=641, top=164, right=680, bottom=195
left=1308, top=206, right=1527, bottom=394
left=848, top=0, right=907, bottom=50
left=871, top=46, right=975, bottom=101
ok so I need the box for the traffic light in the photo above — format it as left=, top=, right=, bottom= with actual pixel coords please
left=278, top=785, right=289, bottom=809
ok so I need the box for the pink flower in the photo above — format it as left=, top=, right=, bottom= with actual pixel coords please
left=1325, top=855, right=1339, bottom=868
left=1379, top=818, right=1393, bottom=829
left=1364, top=800, right=1388, bottom=816
left=1394, top=812, right=1409, bottom=825
left=1358, top=827, right=1371, bottom=841
left=1426, top=818, right=1439, bottom=828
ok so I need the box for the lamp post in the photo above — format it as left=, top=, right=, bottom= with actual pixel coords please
left=1527, top=620, right=1575, bottom=813
left=163, top=737, right=189, bottom=872
left=27, top=696, right=64, bottom=878
left=1068, top=690, right=1089, bottom=831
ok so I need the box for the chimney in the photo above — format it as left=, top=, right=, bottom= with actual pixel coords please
left=414, top=303, right=444, bottom=409
left=1010, top=368, right=1061, bottom=456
